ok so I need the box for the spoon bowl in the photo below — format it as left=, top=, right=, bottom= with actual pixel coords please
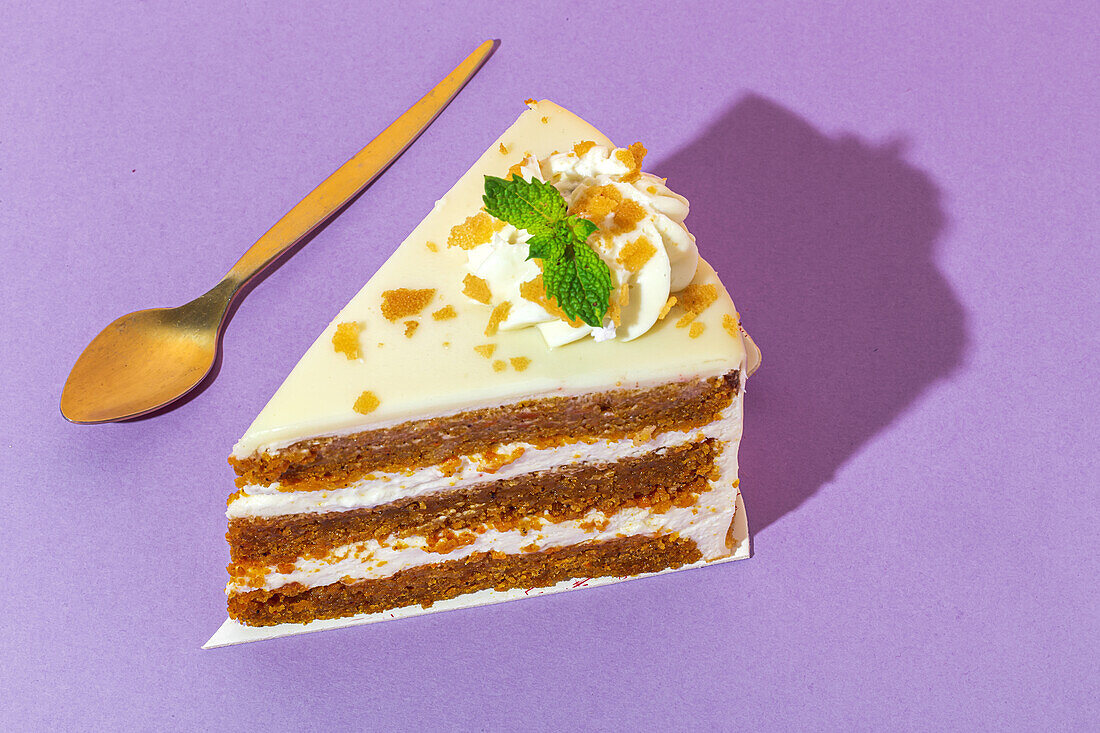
left=61, top=279, right=235, bottom=423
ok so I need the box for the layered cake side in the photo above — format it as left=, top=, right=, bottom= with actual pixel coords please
left=206, top=100, right=759, bottom=647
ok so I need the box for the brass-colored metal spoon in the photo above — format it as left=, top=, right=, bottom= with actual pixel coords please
left=61, top=40, right=496, bottom=424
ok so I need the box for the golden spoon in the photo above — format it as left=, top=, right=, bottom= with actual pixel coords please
left=61, top=40, right=496, bottom=424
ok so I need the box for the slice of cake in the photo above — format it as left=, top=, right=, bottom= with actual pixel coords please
left=205, top=100, right=760, bottom=647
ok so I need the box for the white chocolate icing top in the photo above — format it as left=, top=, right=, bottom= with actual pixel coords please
left=232, top=100, right=758, bottom=459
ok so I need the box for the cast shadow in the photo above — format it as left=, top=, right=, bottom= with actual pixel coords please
left=654, top=95, right=966, bottom=533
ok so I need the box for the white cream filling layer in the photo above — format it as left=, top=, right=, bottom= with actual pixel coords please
left=228, top=398, right=743, bottom=595
left=228, top=396, right=741, bottom=519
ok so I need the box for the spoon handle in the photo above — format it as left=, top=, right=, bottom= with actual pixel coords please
left=224, top=39, right=496, bottom=286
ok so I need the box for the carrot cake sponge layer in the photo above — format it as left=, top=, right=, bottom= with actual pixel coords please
left=209, top=100, right=759, bottom=647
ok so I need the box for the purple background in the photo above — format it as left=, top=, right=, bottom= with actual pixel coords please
left=4, top=1, right=1097, bottom=729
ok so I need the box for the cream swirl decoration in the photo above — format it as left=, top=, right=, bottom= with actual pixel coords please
left=463, top=144, right=698, bottom=347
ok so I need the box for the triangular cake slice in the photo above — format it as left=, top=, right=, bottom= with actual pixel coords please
left=206, top=100, right=760, bottom=648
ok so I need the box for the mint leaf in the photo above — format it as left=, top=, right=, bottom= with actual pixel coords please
left=564, top=214, right=598, bottom=243
left=542, top=243, right=614, bottom=327
left=483, top=175, right=566, bottom=235
left=483, top=175, right=612, bottom=329
left=525, top=230, right=567, bottom=263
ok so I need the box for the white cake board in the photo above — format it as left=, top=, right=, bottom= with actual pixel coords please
left=204, top=492, right=750, bottom=648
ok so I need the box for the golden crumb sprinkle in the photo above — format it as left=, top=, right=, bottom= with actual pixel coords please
left=510, top=356, right=531, bottom=371
left=403, top=320, right=419, bottom=338
left=624, top=140, right=646, bottom=182
left=447, top=212, right=495, bottom=249
left=425, top=240, right=438, bottom=252
left=617, top=235, right=657, bottom=273
left=498, top=143, right=509, bottom=155
left=541, top=116, right=549, bottom=124
left=432, top=305, right=457, bottom=320
left=518, top=276, right=544, bottom=305
left=462, top=273, right=492, bottom=304
left=506, top=161, right=525, bottom=180
left=677, top=283, right=718, bottom=316
left=474, top=343, right=497, bottom=359
left=331, top=321, right=362, bottom=360
left=607, top=296, right=621, bottom=327
left=608, top=282, right=630, bottom=326
left=492, top=359, right=507, bottom=372
left=380, top=288, right=435, bottom=321
left=610, top=199, right=647, bottom=234
left=570, top=184, right=622, bottom=222
left=573, top=140, right=597, bottom=157
left=524, top=98, right=537, bottom=106
left=520, top=274, right=582, bottom=326
left=353, top=390, right=380, bottom=415
left=676, top=312, right=695, bottom=328
left=658, top=295, right=677, bottom=321
left=689, top=322, right=705, bottom=338
left=485, top=301, right=511, bottom=336
left=722, top=313, right=739, bottom=337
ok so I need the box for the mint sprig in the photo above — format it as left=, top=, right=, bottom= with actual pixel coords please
left=483, top=175, right=612, bottom=327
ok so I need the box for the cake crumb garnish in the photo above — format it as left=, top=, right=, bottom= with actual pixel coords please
left=524, top=98, right=537, bottom=106
left=506, top=161, right=525, bottom=180
left=432, top=305, right=457, bottom=320
left=403, top=320, right=419, bottom=338
left=519, top=274, right=582, bottom=326
left=722, top=313, right=739, bottom=337
left=462, top=273, right=492, bottom=304
left=610, top=199, right=646, bottom=234
left=474, top=343, right=497, bottom=359
left=658, top=296, right=676, bottom=321
left=573, top=140, right=597, bottom=157
left=331, top=321, right=362, bottom=359
left=492, top=359, right=507, bottom=372
left=485, top=301, right=511, bottom=336
left=541, top=116, right=549, bottom=124
left=607, top=282, right=630, bottom=326
left=678, top=282, right=718, bottom=316
left=498, top=143, right=509, bottom=155
left=570, top=184, right=622, bottom=222
left=689, top=321, right=705, bottom=338
left=447, top=212, right=495, bottom=249
left=425, top=240, right=438, bottom=252
left=352, top=391, right=380, bottom=415
left=510, top=356, right=531, bottom=371
left=380, top=288, right=434, bottom=321
left=617, top=235, right=657, bottom=273
left=620, top=142, right=647, bottom=183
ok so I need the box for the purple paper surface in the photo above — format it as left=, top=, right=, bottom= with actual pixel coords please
left=3, top=1, right=1097, bottom=729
